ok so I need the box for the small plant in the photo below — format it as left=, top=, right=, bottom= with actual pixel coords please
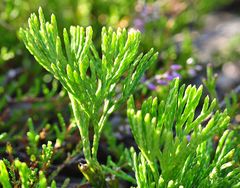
left=1, top=1, right=240, bottom=187
left=0, top=6, right=234, bottom=188
left=202, top=64, right=218, bottom=101
left=127, top=79, right=240, bottom=187
left=0, top=141, right=54, bottom=187
left=19, top=7, right=157, bottom=187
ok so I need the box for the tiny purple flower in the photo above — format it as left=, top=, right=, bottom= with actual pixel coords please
left=170, top=64, right=182, bottom=71
left=140, top=75, right=147, bottom=83
left=140, top=6, right=149, bottom=17
left=164, top=71, right=181, bottom=81
left=171, top=71, right=181, bottom=78
left=186, top=135, right=191, bottom=142
left=188, top=69, right=197, bottom=77
left=133, top=18, right=145, bottom=32
left=156, top=79, right=168, bottom=85
left=147, top=82, right=157, bottom=90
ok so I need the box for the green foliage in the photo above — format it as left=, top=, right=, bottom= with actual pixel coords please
left=38, top=171, right=47, bottom=188
left=194, top=0, right=233, bottom=14
left=27, top=118, right=40, bottom=160
left=19, top=7, right=157, bottom=186
left=202, top=65, right=240, bottom=118
left=202, top=64, right=218, bottom=100
left=127, top=78, right=239, bottom=187
left=131, top=129, right=240, bottom=188
left=224, top=91, right=239, bottom=118
left=61, top=178, right=70, bottom=188
left=39, top=141, right=54, bottom=171
left=102, top=156, right=136, bottom=184
left=15, top=160, right=31, bottom=188
left=54, top=113, right=67, bottom=148
left=0, top=160, right=11, bottom=188
left=0, top=47, right=14, bottom=64
left=50, top=180, right=57, bottom=188
left=0, top=112, right=79, bottom=187
left=2, top=159, right=17, bottom=186
left=0, top=132, right=7, bottom=141
left=1, top=1, right=238, bottom=187
left=0, top=158, right=58, bottom=188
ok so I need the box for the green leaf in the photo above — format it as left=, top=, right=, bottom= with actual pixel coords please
left=0, top=160, right=11, bottom=188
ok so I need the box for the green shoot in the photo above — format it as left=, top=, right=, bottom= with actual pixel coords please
left=127, top=79, right=236, bottom=187
left=19, top=7, right=157, bottom=186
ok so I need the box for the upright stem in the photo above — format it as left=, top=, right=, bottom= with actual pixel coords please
left=69, top=94, right=91, bottom=163
left=69, top=94, right=106, bottom=187
left=92, top=106, right=110, bottom=159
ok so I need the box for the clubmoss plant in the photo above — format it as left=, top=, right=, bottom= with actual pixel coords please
left=202, top=64, right=218, bottom=101
left=26, top=118, right=40, bottom=161
left=127, top=78, right=240, bottom=187
left=19, top=7, right=158, bottom=187
left=0, top=141, right=54, bottom=188
left=0, top=164, right=51, bottom=188
left=0, top=113, right=78, bottom=187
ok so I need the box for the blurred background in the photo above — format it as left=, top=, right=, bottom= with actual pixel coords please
left=1, top=0, right=240, bottom=185
left=1, top=0, right=240, bottom=98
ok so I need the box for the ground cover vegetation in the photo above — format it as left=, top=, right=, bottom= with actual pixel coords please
left=0, top=0, right=240, bottom=187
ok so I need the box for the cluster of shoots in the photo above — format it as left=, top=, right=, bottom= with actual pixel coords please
left=0, top=7, right=239, bottom=188
left=18, top=7, right=157, bottom=187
